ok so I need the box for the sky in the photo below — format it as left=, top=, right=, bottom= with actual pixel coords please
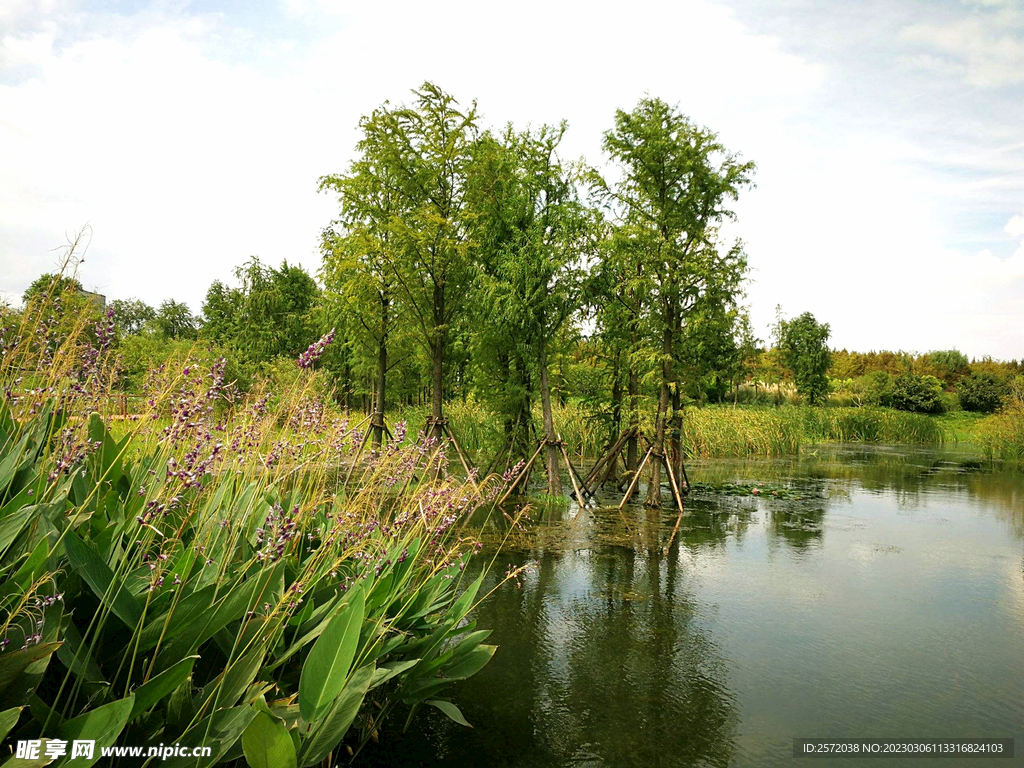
left=1, top=0, right=1022, bottom=359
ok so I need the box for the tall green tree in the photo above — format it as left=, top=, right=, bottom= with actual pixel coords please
left=356, top=82, right=478, bottom=441
left=319, top=147, right=404, bottom=447
left=200, top=257, right=319, bottom=362
left=774, top=310, right=832, bottom=404
left=595, top=97, right=754, bottom=506
left=468, top=122, right=592, bottom=493
left=153, top=299, right=198, bottom=340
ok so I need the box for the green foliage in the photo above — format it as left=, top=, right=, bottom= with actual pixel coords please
left=775, top=310, right=831, bottom=405
left=886, top=373, right=945, bottom=414
left=979, top=404, right=1024, bottom=467
left=956, top=372, right=1007, bottom=413
left=108, top=298, right=156, bottom=337
left=202, top=257, right=320, bottom=362
left=924, top=349, right=970, bottom=382
left=154, top=299, right=199, bottom=340
left=21, top=272, right=83, bottom=305
left=349, top=82, right=479, bottom=424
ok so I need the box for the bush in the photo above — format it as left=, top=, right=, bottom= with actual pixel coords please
left=956, top=372, right=1007, bottom=413
left=883, top=373, right=944, bottom=414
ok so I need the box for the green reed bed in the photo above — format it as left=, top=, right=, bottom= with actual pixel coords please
left=801, top=407, right=944, bottom=445
left=680, top=407, right=802, bottom=457
left=0, top=293, right=510, bottom=767
left=978, top=407, right=1024, bottom=468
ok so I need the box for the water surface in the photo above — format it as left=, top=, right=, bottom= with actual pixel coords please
left=364, top=446, right=1024, bottom=767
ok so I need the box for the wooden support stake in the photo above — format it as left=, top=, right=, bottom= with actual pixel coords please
left=582, top=428, right=631, bottom=489
left=559, top=441, right=588, bottom=508
left=444, top=423, right=481, bottom=496
left=496, top=440, right=545, bottom=506
left=618, top=445, right=654, bottom=511
left=662, top=452, right=687, bottom=556
left=662, top=454, right=685, bottom=514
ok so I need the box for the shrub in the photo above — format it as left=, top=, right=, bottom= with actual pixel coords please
left=956, top=373, right=1008, bottom=413
left=884, top=373, right=944, bottom=414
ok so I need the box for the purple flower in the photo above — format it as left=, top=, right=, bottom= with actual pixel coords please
left=297, top=328, right=336, bottom=369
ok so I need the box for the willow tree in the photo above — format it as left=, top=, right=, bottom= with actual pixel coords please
left=319, top=142, right=404, bottom=448
left=596, top=98, right=754, bottom=507
left=469, top=122, right=591, bottom=495
left=355, top=83, right=478, bottom=444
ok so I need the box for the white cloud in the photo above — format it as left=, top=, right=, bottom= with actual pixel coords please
left=901, top=8, right=1024, bottom=88
left=1006, top=213, right=1024, bottom=238
left=0, top=0, right=1021, bottom=359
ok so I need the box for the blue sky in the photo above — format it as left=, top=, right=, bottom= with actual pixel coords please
left=1, top=0, right=1022, bottom=358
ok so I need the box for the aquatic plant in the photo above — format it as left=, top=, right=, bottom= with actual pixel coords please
left=0, top=286, right=502, bottom=766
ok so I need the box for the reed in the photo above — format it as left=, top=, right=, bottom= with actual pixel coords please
left=978, top=406, right=1024, bottom=468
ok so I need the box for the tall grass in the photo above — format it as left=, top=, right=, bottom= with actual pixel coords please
left=390, top=400, right=952, bottom=461
left=0, top=280, right=507, bottom=765
left=680, top=407, right=802, bottom=457
left=979, top=406, right=1024, bottom=468
left=801, top=407, right=944, bottom=445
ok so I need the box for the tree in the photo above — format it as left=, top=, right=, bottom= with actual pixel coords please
left=924, top=349, right=969, bottom=382
left=468, top=122, right=592, bottom=493
left=356, top=82, right=478, bottom=442
left=594, top=97, right=754, bottom=506
left=320, top=143, right=404, bottom=447
left=775, top=311, right=831, bottom=404
left=200, top=258, right=319, bottom=362
left=153, top=299, right=198, bottom=340
left=22, top=273, right=83, bottom=305
left=109, top=298, right=156, bottom=337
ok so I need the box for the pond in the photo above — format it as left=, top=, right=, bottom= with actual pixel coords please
left=361, top=445, right=1024, bottom=767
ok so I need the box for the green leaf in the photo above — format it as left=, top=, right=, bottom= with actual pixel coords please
left=0, top=643, right=60, bottom=694
left=55, top=622, right=106, bottom=684
left=241, top=710, right=296, bottom=768
left=0, top=706, right=22, bottom=742
left=63, top=529, right=142, bottom=630
left=444, top=644, right=496, bottom=681
left=198, top=645, right=265, bottom=711
left=0, top=506, right=34, bottom=555
left=426, top=699, right=471, bottom=727
left=57, top=694, right=134, bottom=768
left=297, top=664, right=374, bottom=768
left=369, top=659, right=420, bottom=690
left=130, top=656, right=197, bottom=718
left=298, top=586, right=364, bottom=722
left=448, top=572, right=484, bottom=621
left=161, top=705, right=257, bottom=768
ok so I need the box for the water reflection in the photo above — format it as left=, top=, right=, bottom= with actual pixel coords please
left=360, top=445, right=1024, bottom=767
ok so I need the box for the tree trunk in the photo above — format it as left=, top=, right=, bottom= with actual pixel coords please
left=608, top=349, right=623, bottom=483
left=538, top=341, right=562, bottom=496
left=429, top=284, right=446, bottom=442
left=669, top=383, right=682, bottom=490
left=372, top=297, right=388, bottom=449
left=646, top=310, right=674, bottom=507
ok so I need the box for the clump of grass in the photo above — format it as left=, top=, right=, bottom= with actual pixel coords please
left=978, top=406, right=1024, bottom=468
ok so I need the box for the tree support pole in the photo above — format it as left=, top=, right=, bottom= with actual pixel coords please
left=558, top=441, right=589, bottom=507
left=618, top=445, right=654, bottom=511
left=496, top=440, right=545, bottom=505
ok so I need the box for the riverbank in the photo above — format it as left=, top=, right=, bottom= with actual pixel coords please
left=389, top=402, right=1015, bottom=463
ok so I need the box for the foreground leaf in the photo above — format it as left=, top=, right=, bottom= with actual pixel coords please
left=241, top=710, right=296, bottom=768
left=298, top=586, right=364, bottom=722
